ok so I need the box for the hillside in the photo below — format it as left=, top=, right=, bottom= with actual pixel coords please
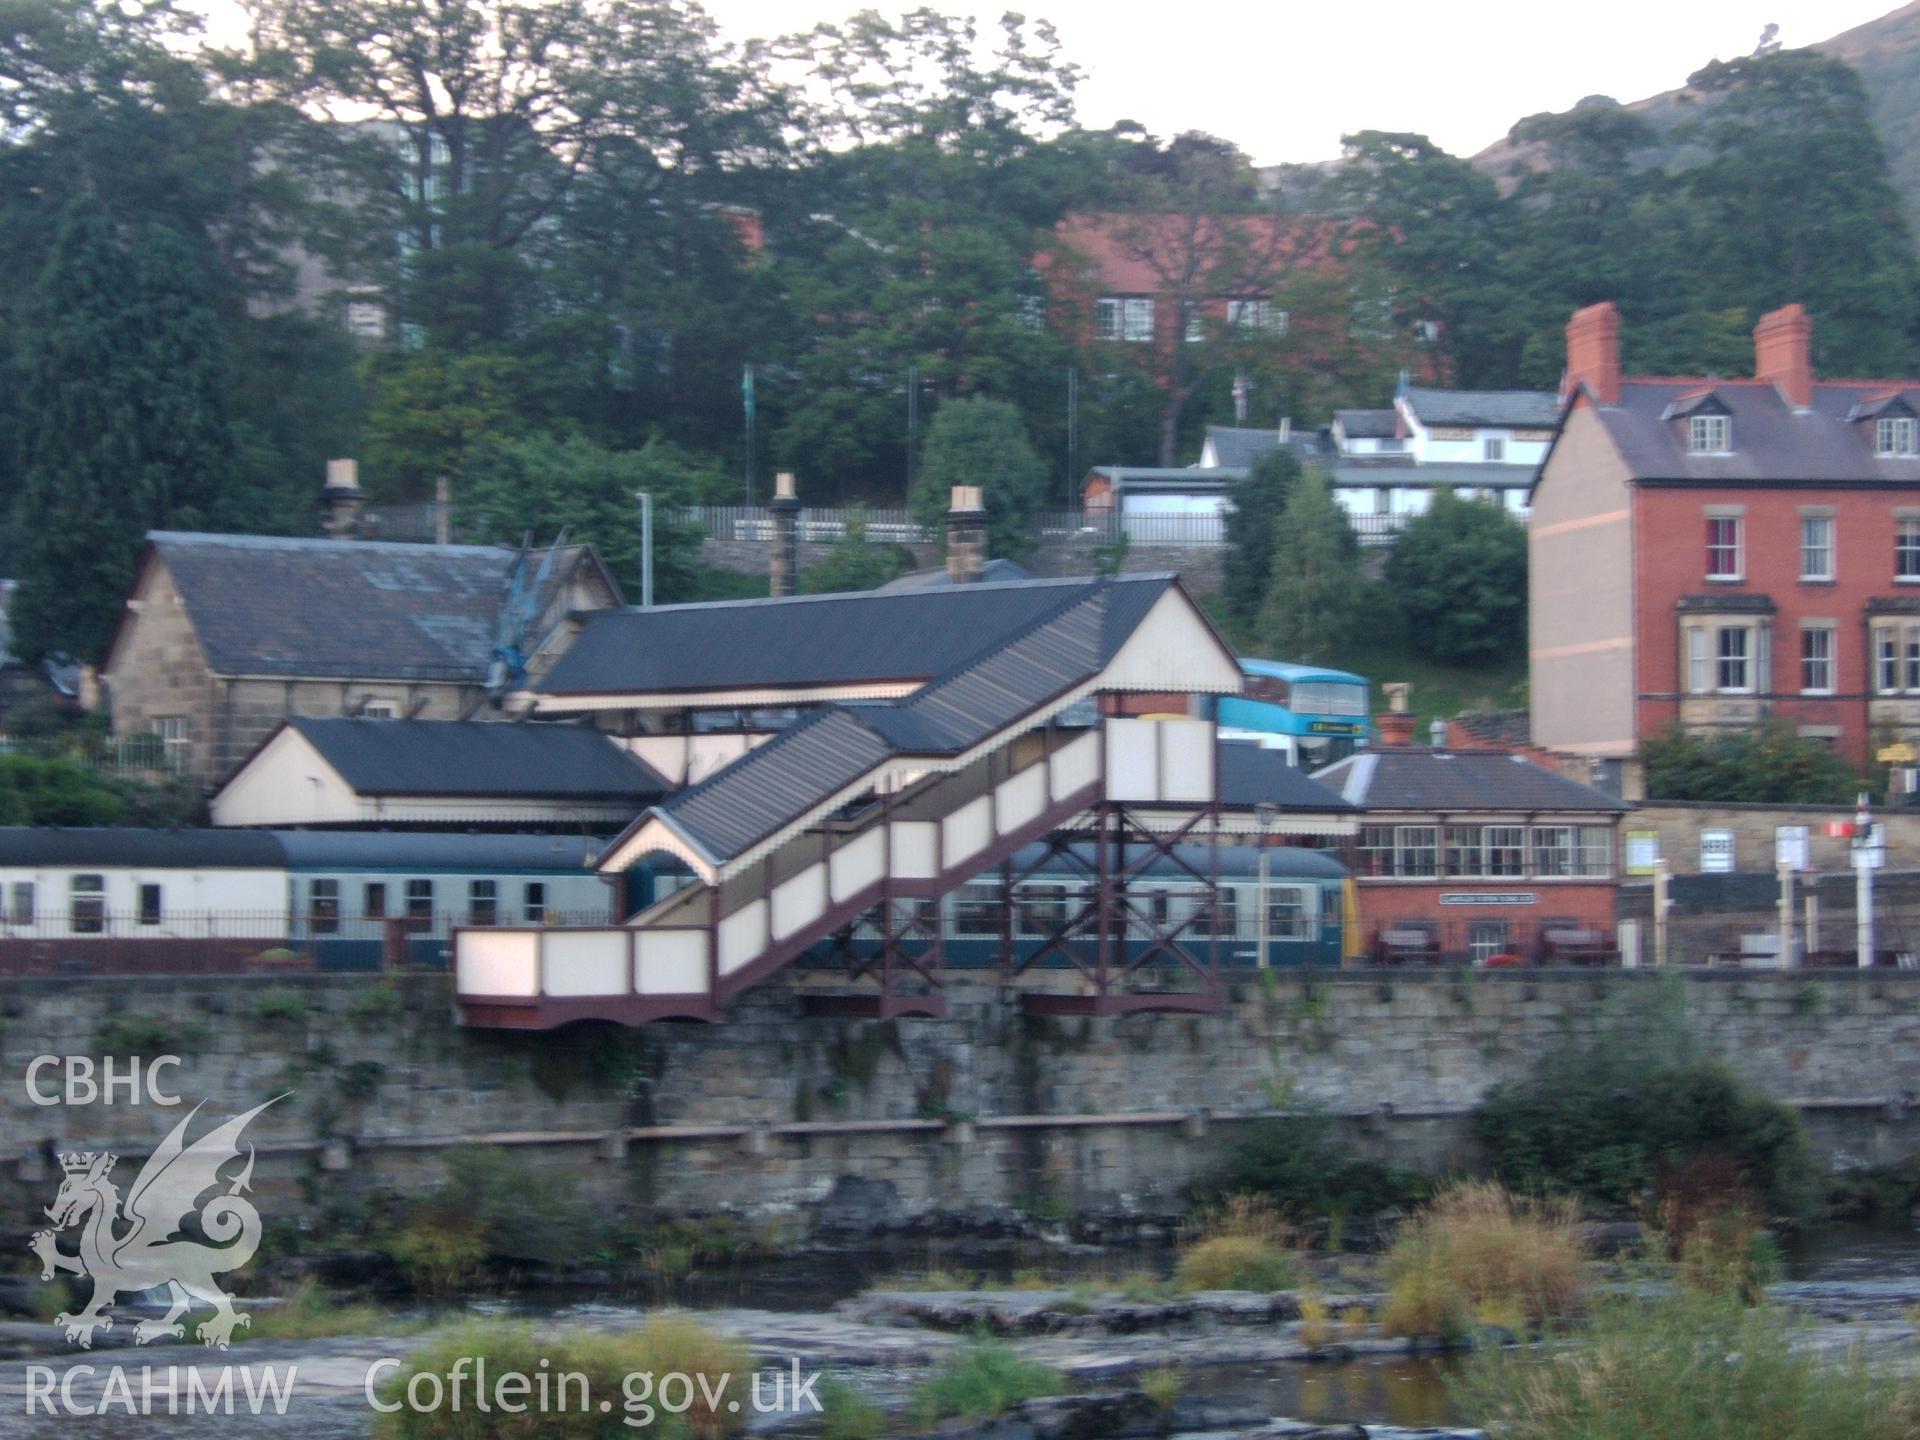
left=1471, top=2, right=1920, bottom=239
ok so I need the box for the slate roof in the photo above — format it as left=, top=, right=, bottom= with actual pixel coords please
left=135, top=532, right=602, bottom=682
left=1589, top=380, right=1920, bottom=485
left=1335, top=408, right=1400, bottom=438
left=271, top=830, right=607, bottom=870
left=282, top=717, right=668, bottom=799
left=879, top=559, right=1037, bottom=590
left=1311, top=748, right=1626, bottom=813
left=1449, top=710, right=1533, bottom=748
left=540, top=574, right=1178, bottom=698
left=1202, top=426, right=1286, bottom=470
left=648, top=580, right=1156, bottom=863
left=1216, top=741, right=1355, bottom=813
left=1402, top=387, right=1561, bottom=429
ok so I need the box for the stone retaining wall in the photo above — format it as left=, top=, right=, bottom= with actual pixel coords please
left=3, top=970, right=1914, bottom=1230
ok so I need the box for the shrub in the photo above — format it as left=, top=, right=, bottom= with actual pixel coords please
left=375, top=1316, right=749, bottom=1439
left=1174, top=1235, right=1297, bottom=1293
left=247, top=1279, right=414, bottom=1342
left=1457, top=1280, right=1920, bottom=1440
left=249, top=985, right=312, bottom=1024
left=1640, top=718, right=1860, bottom=805
left=1380, top=1182, right=1584, bottom=1341
left=387, top=1214, right=487, bottom=1295
left=1203, top=1107, right=1425, bottom=1221
left=816, top=1376, right=886, bottom=1440
left=911, top=1342, right=1064, bottom=1427
left=1675, top=1208, right=1781, bottom=1303
left=347, top=982, right=407, bottom=1024
left=1474, top=989, right=1817, bottom=1222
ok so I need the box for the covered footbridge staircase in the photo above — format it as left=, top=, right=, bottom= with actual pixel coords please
left=453, top=576, right=1248, bottom=1028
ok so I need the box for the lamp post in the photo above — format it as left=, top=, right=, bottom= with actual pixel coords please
left=1855, top=791, right=1875, bottom=969
left=1254, top=799, right=1278, bottom=969
left=635, top=491, right=654, bottom=608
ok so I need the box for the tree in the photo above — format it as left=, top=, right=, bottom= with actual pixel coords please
left=1331, top=130, right=1519, bottom=388
left=802, top=507, right=914, bottom=594
left=458, top=431, right=726, bottom=603
left=12, top=203, right=236, bottom=661
left=1639, top=721, right=1860, bottom=805
left=1220, top=447, right=1299, bottom=636
left=1384, top=493, right=1527, bottom=665
left=1257, top=469, right=1361, bottom=663
left=911, top=398, right=1048, bottom=557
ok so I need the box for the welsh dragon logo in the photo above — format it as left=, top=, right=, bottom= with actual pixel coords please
left=29, top=1097, right=284, bottom=1350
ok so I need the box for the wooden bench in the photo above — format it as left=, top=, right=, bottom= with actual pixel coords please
left=1538, top=926, right=1614, bottom=965
left=1375, top=926, right=1440, bottom=966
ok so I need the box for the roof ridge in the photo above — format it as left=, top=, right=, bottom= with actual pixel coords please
left=150, top=529, right=518, bottom=557
left=610, top=573, right=1114, bottom=618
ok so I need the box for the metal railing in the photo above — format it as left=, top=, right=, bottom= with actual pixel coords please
left=681, top=505, right=1434, bottom=551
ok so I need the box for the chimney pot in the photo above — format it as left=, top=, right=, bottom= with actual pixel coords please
left=1377, top=711, right=1415, bottom=746
left=1564, top=302, right=1622, bottom=407
left=774, top=471, right=797, bottom=501
left=320, top=458, right=364, bottom=539
left=946, top=486, right=987, bottom=584
left=1754, top=303, right=1814, bottom=410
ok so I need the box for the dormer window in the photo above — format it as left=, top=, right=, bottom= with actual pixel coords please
left=1689, top=414, right=1731, bottom=454
left=1877, top=416, right=1917, bottom=457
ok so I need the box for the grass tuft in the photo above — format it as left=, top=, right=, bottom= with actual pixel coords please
left=1381, top=1181, right=1584, bottom=1342
left=910, top=1341, right=1064, bottom=1427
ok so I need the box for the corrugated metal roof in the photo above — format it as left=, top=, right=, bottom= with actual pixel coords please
left=539, top=574, right=1175, bottom=698
left=1311, top=749, right=1626, bottom=813
left=1595, top=380, right=1920, bottom=484
left=145, top=532, right=598, bottom=682
left=284, top=717, right=667, bottom=799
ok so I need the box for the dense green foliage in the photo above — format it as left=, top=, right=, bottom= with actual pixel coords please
left=1475, top=986, right=1817, bottom=1220
left=911, top=397, right=1049, bottom=558
left=1257, top=469, right=1362, bottom=663
left=1383, top=494, right=1528, bottom=665
left=5, top=5, right=1918, bottom=660
left=802, top=507, right=915, bottom=593
left=1202, top=1105, right=1425, bottom=1221
left=1640, top=720, right=1863, bottom=805
left=1219, top=448, right=1298, bottom=633
left=1459, top=1279, right=1920, bottom=1440
left=459, top=432, right=725, bottom=604
left=911, top=1343, right=1063, bottom=1427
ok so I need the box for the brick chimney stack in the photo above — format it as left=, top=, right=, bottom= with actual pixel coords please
left=1755, top=303, right=1814, bottom=410
left=769, top=472, right=800, bottom=598
left=320, top=458, right=362, bottom=539
left=1563, top=302, right=1622, bottom=406
left=945, top=485, right=987, bottom=584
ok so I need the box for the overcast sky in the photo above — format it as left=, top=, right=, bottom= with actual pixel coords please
left=702, top=0, right=1900, bottom=164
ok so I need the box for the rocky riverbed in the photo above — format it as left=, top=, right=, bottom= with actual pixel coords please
left=0, top=1231, right=1912, bottom=1439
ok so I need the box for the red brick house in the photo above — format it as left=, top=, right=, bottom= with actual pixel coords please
left=1531, top=301, right=1920, bottom=781
left=1313, top=742, right=1626, bottom=964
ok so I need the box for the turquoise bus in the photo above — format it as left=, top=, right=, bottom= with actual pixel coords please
left=1205, top=658, right=1371, bottom=769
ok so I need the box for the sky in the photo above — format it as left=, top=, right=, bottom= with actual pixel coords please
left=699, top=0, right=1902, bottom=164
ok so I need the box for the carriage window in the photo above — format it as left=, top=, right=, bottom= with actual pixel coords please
left=71, top=874, right=104, bottom=934
left=1191, top=885, right=1238, bottom=936
left=524, top=882, right=546, bottom=924
left=405, top=879, right=434, bottom=923
left=10, top=882, right=34, bottom=925
left=364, top=882, right=387, bottom=919
left=138, top=884, right=163, bottom=927
left=950, top=882, right=1001, bottom=938
left=1266, top=886, right=1313, bottom=940
left=307, top=879, right=339, bottom=934
left=1015, top=884, right=1072, bottom=939
left=468, top=880, right=497, bottom=926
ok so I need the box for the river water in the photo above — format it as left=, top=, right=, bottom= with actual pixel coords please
left=0, top=1226, right=1911, bottom=1437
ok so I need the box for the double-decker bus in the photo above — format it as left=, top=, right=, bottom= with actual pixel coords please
left=1205, top=658, right=1372, bottom=770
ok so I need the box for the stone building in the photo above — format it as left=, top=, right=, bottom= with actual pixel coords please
left=101, top=531, right=620, bottom=788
